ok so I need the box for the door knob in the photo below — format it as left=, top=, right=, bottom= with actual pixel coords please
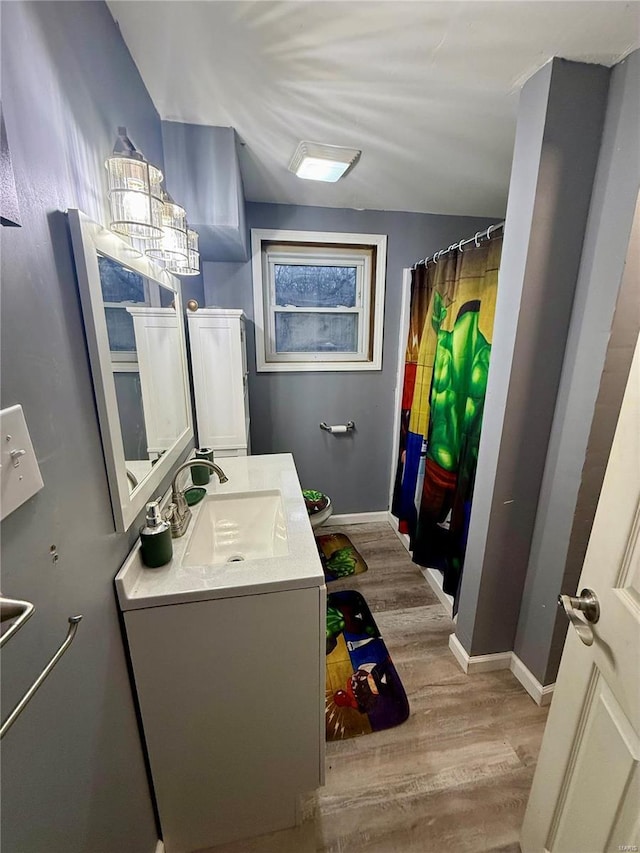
left=558, top=588, right=600, bottom=646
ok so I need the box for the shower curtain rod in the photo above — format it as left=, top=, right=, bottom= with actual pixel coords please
left=413, top=221, right=505, bottom=269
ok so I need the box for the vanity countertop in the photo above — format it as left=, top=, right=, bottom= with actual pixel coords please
left=115, top=453, right=324, bottom=610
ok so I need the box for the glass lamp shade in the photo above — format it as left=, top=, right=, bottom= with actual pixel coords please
left=127, top=237, right=148, bottom=259
left=105, top=154, right=163, bottom=240
left=146, top=196, right=189, bottom=263
left=169, top=228, right=200, bottom=276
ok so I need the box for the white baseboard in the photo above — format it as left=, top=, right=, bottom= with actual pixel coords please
left=388, top=513, right=409, bottom=549
left=329, top=511, right=390, bottom=525
left=388, top=512, right=555, bottom=706
left=509, top=652, right=555, bottom=706
left=422, top=567, right=454, bottom=617
left=388, top=513, right=454, bottom=615
left=448, top=632, right=470, bottom=672
left=448, top=634, right=555, bottom=706
left=389, top=511, right=555, bottom=707
left=448, top=633, right=511, bottom=673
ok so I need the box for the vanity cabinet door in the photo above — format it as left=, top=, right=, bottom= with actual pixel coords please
left=124, top=586, right=325, bottom=853
left=188, top=309, right=249, bottom=455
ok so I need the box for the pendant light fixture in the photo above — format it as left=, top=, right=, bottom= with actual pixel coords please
left=169, top=228, right=200, bottom=276
left=105, top=127, right=163, bottom=240
left=145, top=191, right=189, bottom=265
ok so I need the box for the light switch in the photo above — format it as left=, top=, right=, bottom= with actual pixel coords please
left=1, top=404, right=44, bottom=521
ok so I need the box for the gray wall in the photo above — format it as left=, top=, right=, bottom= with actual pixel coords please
left=456, top=59, right=611, bottom=660
left=1, top=3, right=167, bottom=851
left=515, top=50, right=640, bottom=684
left=456, top=52, right=640, bottom=685
left=162, top=122, right=248, bottom=262
left=204, top=203, right=496, bottom=513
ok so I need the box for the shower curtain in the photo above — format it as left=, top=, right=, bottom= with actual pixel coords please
left=392, top=236, right=502, bottom=604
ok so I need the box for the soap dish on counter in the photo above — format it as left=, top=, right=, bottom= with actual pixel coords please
left=184, top=487, right=206, bottom=507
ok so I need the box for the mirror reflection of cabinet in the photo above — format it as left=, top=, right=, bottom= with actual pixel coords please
left=127, top=307, right=190, bottom=456
left=187, top=309, right=250, bottom=457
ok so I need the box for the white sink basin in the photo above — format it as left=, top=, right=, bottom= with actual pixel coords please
left=181, top=490, right=289, bottom=567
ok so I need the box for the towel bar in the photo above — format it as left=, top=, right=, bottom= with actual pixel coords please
left=0, top=613, right=83, bottom=739
left=0, top=595, right=35, bottom=649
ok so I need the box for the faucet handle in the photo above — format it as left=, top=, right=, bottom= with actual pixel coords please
left=163, top=502, right=177, bottom=523
left=164, top=499, right=192, bottom=539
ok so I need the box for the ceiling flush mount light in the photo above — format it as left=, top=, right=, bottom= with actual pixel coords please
left=288, top=141, right=361, bottom=183
left=105, top=127, right=163, bottom=240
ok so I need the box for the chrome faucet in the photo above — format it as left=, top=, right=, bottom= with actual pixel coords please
left=165, top=459, right=229, bottom=538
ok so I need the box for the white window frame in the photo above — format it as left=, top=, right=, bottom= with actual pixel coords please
left=251, top=229, right=387, bottom=372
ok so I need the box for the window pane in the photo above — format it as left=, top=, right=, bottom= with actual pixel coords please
left=98, top=255, right=145, bottom=302
left=105, top=307, right=136, bottom=352
left=274, top=264, right=357, bottom=308
left=275, top=312, right=358, bottom=353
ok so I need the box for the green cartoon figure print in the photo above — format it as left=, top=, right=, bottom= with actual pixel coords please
left=412, top=291, right=492, bottom=589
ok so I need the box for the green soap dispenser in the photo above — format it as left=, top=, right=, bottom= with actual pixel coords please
left=140, top=500, right=173, bottom=568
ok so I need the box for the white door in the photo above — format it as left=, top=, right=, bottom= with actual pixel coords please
left=521, top=336, right=640, bottom=853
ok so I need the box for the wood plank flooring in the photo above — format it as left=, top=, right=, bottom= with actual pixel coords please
left=207, top=522, right=549, bottom=853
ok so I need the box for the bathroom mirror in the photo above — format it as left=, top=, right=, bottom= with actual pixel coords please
left=68, top=209, right=193, bottom=532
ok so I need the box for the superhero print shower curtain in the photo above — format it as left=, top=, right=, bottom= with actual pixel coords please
left=392, top=236, right=502, bottom=605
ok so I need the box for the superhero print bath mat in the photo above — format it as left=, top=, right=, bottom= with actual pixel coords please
left=326, top=590, right=410, bottom=740
left=317, top=533, right=368, bottom=582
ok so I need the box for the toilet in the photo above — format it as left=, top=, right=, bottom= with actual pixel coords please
left=303, top=489, right=333, bottom=529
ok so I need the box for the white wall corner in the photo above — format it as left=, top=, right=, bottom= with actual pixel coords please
left=509, top=653, right=555, bottom=706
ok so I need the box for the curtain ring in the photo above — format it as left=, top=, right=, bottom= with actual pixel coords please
left=474, top=232, right=481, bottom=248
left=432, top=251, right=438, bottom=264
left=458, top=239, right=465, bottom=252
left=487, top=224, right=496, bottom=239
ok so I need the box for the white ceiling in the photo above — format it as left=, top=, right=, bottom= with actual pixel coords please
left=108, top=1, right=639, bottom=218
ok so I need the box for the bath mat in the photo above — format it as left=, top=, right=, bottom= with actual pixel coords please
left=317, top=533, right=368, bottom=582
left=326, top=590, right=410, bottom=741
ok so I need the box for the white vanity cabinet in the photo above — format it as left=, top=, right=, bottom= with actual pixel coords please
left=187, top=308, right=250, bottom=457
left=115, top=454, right=325, bottom=853
left=123, top=587, right=324, bottom=852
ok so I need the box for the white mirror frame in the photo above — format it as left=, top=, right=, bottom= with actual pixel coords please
left=68, top=209, right=193, bottom=532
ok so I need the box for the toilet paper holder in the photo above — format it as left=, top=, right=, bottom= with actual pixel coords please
left=320, top=421, right=355, bottom=434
